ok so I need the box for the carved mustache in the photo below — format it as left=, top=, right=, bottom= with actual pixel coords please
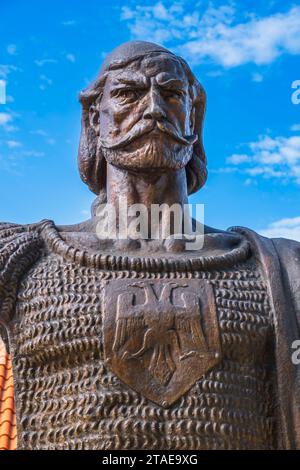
left=99, top=120, right=197, bottom=150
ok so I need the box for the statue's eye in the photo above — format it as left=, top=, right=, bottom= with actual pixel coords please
left=115, top=89, right=139, bottom=102
left=163, top=89, right=183, bottom=99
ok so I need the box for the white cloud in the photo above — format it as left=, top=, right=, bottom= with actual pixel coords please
left=0, top=112, right=12, bottom=126
left=0, top=80, right=7, bottom=105
left=259, top=216, right=300, bottom=241
left=22, top=150, right=45, bottom=157
left=0, top=143, right=45, bottom=174
left=62, top=20, right=77, bottom=26
left=0, top=112, right=17, bottom=132
left=0, top=64, right=20, bottom=79
left=252, top=73, right=263, bottom=83
left=121, top=3, right=300, bottom=68
left=34, top=59, right=57, bottom=67
left=7, top=44, right=17, bottom=55
left=81, top=209, right=90, bottom=217
left=66, top=53, right=76, bottom=63
left=227, top=133, right=300, bottom=184
left=39, top=75, right=53, bottom=90
left=206, top=70, right=223, bottom=78
left=40, top=74, right=52, bottom=84
left=30, top=129, right=48, bottom=137
left=121, top=6, right=135, bottom=21
left=30, top=129, right=56, bottom=146
left=244, top=178, right=257, bottom=186
left=227, top=153, right=251, bottom=164
left=6, top=140, right=22, bottom=149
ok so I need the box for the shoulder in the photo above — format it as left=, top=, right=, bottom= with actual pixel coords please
left=230, top=226, right=300, bottom=318
left=0, top=221, right=47, bottom=325
left=228, top=225, right=300, bottom=276
left=230, top=225, right=300, bottom=304
left=229, top=225, right=300, bottom=254
left=271, top=236, right=300, bottom=261
left=271, top=237, right=300, bottom=298
left=0, top=220, right=45, bottom=254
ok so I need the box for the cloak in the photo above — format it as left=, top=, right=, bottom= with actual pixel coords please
left=229, top=226, right=300, bottom=449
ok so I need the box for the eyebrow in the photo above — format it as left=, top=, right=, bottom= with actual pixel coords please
left=112, top=76, right=148, bottom=88
left=156, top=77, right=186, bottom=89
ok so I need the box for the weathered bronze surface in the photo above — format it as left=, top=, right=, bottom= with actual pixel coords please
left=103, top=279, right=221, bottom=407
left=0, top=41, right=300, bottom=450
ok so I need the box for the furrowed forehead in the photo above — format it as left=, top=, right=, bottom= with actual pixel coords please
left=106, top=53, right=188, bottom=82
left=141, top=54, right=187, bottom=77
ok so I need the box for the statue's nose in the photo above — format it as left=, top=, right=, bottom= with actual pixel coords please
left=143, top=89, right=166, bottom=121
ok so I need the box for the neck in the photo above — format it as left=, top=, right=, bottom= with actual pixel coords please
left=107, top=163, right=188, bottom=207
left=105, top=163, right=188, bottom=239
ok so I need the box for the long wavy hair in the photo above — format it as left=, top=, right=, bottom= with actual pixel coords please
left=78, top=52, right=207, bottom=205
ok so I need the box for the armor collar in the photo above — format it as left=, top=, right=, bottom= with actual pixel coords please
left=39, top=220, right=251, bottom=273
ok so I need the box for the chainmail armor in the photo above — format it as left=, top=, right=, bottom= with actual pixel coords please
left=0, top=221, right=276, bottom=449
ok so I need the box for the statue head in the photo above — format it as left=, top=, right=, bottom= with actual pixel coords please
left=78, top=41, right=207, bottom=202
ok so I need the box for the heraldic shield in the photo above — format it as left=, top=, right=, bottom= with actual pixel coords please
left=103, top=279, right=222, bottom=407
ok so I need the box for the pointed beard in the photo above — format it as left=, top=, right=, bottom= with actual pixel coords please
left=101, top=137, right=193, bottom=172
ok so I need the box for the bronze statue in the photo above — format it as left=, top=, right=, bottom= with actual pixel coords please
left=0, top=41, right=299, bottom=450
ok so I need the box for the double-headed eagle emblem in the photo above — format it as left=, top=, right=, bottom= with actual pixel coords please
left=103, top=279, right=221, bottom=407
left=113, top=281, right=208, bottom=385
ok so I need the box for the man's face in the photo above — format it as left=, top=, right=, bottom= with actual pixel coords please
left=98, top=54, right=195, bottom=172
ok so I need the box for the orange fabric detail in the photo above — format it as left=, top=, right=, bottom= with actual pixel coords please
left=0, top=338, right=17, bottom=450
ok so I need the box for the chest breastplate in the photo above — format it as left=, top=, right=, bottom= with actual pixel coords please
left=9, top=249, right=276, bottom=450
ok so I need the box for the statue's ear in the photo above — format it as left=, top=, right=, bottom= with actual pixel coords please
left=189, top=104, right=196, bottom=135
left=78, top=77, right=107, bottom=196
left=89, top=103, right=100, bottom=135
left=186, top=79, right=207, bottom=195
left=78, top=88, right=106, bottom=196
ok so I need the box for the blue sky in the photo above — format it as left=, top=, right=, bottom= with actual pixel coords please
left=1, top=0, right=300, bottom=240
